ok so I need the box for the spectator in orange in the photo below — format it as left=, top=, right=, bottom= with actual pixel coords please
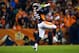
left=15, top=8, right=23, bottom=22
left=64, top=12, right=71, bottom=28
left=13, top=23, right=22, bottom=31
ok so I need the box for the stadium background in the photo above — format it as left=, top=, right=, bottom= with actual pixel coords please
left=0, top=0, right=79, bottom=46
left=0, top=0, right=79, bottom=53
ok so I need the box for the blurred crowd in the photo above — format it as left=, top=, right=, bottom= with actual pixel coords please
left=0, top=0, right=79, bottom=29
left=0, top=0, right=79, bottom=44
